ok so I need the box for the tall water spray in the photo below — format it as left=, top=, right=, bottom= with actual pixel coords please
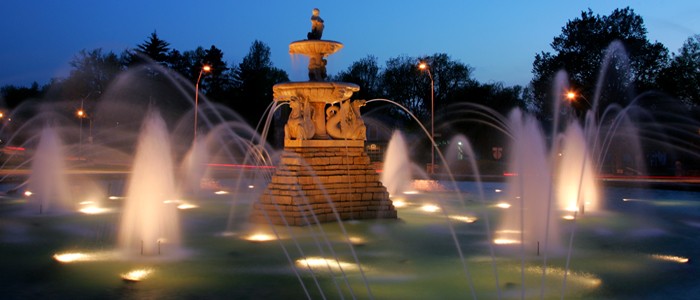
left=381, top=131, right=412, bottom=196
left=26, top=126, right=72, bottom=214
left=496, top=110, right=561, bottom=253
left=118, top=112, right=181, bottom=257
left=179, top=136, right=209, bottom=196
left=556, top=121, right=599, bottom=215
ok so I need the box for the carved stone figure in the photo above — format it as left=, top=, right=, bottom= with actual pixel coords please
left=325, top=99, right=366, bottom=140
left=285, top=96, right=316, bottom=140
left=307, top=8, right=324, bottom=40
left=308, top=54, right=327, bottom=81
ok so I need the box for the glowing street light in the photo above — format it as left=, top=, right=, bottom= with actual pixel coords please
left=194, top=64, right=212, bottom=142
left=565, top=90, right=592, bottom=107
left=418, top=61, right=435, bottom=174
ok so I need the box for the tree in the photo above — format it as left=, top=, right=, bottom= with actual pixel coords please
left=380, top=53, right=473, bottom=127
left=658, top=35, right=700, bottom=108
left=231, top=40, right=289, bottom=128
left=333, top=55, right=381, bottom=100
left=531, top=8, right=669, bottom=118
left=0, top=82, right=44, bottom=109
left=131, top=31, right=171, bottom=66
left=200, top=45, right=231, bottom=101
left=60, top=48, right=124, bottom=101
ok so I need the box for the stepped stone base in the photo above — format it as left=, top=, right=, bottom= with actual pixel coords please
left=252, top=142, right=397, bottom=226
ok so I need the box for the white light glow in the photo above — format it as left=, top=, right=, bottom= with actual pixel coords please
left=493, top=238, right=520, bottom=245
left=402, top=190, right=419, bottom=195
left=562, top=215, right=576, bottom=220
left=248, top=185, right=255, bottom=189
left=24, top=191, right=32, bottom=197
left=177, top=203, right=198, bottom=210
left=295, top=257, right=358, bottom=272
left=496, top=202, right=511, bottom=209
left=244, top=233, right=276, bottom=242
left=449, top=215, right=477, bottom=223
left=215, top=190, right=229, bottom=195
left=53, top=252, right=90, bottom=263
left=348, top=236, right=366, bottom=245
left=651, top=254, right=689, bottom=264
left=79, top=206, right=111, bottom=214
left=392, top=200, right=407, bottom=208
left=421, top=204, right=440, bottom=213
left=494, top=189, right=502, bottom=193
left=121, top=268, right=153, bottom=282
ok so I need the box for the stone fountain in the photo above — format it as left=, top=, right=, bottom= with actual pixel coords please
left=253, top=8, right=397, bottom=225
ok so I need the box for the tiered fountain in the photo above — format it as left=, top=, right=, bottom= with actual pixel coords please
left=253, top=8, right=397, bottom=225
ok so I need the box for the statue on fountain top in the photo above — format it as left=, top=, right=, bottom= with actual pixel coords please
left=307, top=8, right=324, bottom=40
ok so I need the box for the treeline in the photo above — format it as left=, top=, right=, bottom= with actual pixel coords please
left=2, top=7, right=699, bottom=130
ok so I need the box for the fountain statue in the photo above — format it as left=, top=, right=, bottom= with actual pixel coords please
left=307, top=8, right=324, bottom=40
left=253, top=10, right=397, bottom=225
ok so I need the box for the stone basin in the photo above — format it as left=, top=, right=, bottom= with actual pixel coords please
left=272, top=81, right=359, bottom=103
left=289, top=40, right=343, bottom=56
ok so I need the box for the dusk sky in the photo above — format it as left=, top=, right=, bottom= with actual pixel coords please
left=1, top=1, right=698, bottom=88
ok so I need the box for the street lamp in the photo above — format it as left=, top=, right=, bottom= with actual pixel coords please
left=419, top=61, right=435, bottom=174
left=194, top=64, right=212, bottom=142
left=565, top=90, right=593, bottom=117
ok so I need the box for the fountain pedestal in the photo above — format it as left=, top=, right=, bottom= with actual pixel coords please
left=253, top=16, right=396, bottom=225
left=253, top=141, right=396, bottom=226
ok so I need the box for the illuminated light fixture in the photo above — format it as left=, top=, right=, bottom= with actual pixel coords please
left=651, top=254, right=689, bottom=264
left=215, top=190, right=229, bottom=195
left=496, top=202, right=511, bottom=209
left=121, top=268, right=153, bottom=282
left=493, top=238, right=520, bottom=245
left=295, top=257, right=357, bottom=272
left=177, top=203, right=198, bottom=210
left=392, top=200, right=407, bottom=208
left=244, top=233, right=276, bottom=242
left=420, top=204, right=440, bottom=213
left=449, top=215, right=477, bottom=223
left=79, top=206, right=110, bottom=214
left=53, top=252, right=90, bottom=263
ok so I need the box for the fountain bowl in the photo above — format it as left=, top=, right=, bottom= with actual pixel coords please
left=289, top=40, right=343, bottom=56
left=272, top=81, right=359, bottom=103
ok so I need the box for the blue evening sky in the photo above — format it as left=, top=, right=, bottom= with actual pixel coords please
left=1, top=1, right=698, bottom=88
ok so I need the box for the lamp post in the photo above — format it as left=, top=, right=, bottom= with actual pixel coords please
left=419, top=62, right=435, bottom=174
left=77, top=106, right=85, bottom=160
left=194, top=64, right=212, bottom=142
left=565, top=90, right=594, bottom=118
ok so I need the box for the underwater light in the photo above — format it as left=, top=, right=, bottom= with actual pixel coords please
left=449, top=215, right=477, bottom=223
left=53, top=252, right=90, bottom=263
left=177, top=203, right=198, bottom=210
left=79, top=206, right=110, bottom=214
left=493, top=238, right=520, bottom=245
left=121, top=268, right=153, bottom=282
left=295, top=257, right=357, bottom=272
left=496, top=202, right=511, bottom=209
left=348, top=236, right=366, bottom=245
left=244, top=233, right=277, bottom=242
left=651, top=254, right=689, bottom=264
left=421, top=204, right=440, bottom=212
left=392, top=199, right=407, bottom=208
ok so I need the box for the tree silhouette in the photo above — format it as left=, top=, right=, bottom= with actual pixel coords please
left=531, top=7, right=669, bottom=118
left=658, top=35, right=700, bottom=109
left=231, top=40, right=288, bottom=128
